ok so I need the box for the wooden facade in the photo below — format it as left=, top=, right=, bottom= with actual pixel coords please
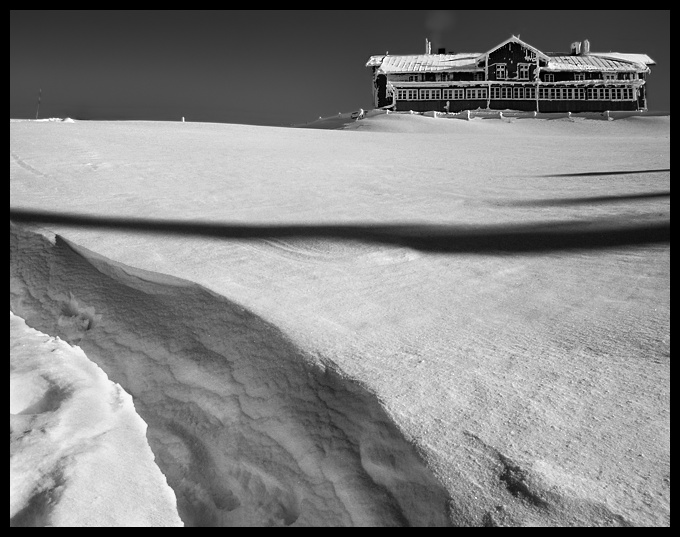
left=366, top=36, right=655, bottom=114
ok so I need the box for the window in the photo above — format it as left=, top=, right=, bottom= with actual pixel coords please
left=513, top=86, right=524, bottom=99
left=407, top=89, right=418, bottom=100
left=603, top=73, right=616, bottom=81
left=501, top=86, right=512, bottom=99
left=431, top=89, right=441, bottom=100
left=420, top=89, right=431, bottom=100
left=496, top=64, right=507, bottom=79
left=443, top=88, right=465, bottom=100
left=474, top=72, right=485, bottom=81
left=518, top=64, right=530, bottom=80
left=525, top=87, right=536, bottom=99
left=397, top=89, right=407, bottom=100
left=408, top=75, right=419, bottom=82
left=544, top=73, right=555, bottom=83
left=574, top=73, right=585, bottom=81
left=467, top=88, right=488, bottom=99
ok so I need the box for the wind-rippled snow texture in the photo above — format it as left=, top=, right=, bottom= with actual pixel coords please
left=10, top=223, right=454, bottom=527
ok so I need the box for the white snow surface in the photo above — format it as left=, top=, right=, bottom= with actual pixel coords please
left=10, top=112, right=670, bottom=527
left=10, top=311, right=183, bottom=527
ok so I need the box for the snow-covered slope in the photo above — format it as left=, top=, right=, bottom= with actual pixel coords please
left=10, top=113, right=670, bottom=526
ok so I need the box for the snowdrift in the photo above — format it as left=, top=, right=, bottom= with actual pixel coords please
left=10, top=223, right=452, bottom=527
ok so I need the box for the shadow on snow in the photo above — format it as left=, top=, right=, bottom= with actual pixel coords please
left=504, top=190, right=670, bottom=207
left=538, top=168, right=669, bottom=178
left=9, top=209, right=669, bottom=255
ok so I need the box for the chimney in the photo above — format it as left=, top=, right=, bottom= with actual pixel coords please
left=437, top=47, right=446, bottom=54
left=571, top=41, right=581, bottom=55
left=425, top=38, right=431, bottom=54
left=582, top=39, right=590, bottom=55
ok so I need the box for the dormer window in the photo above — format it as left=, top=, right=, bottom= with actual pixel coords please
left=574, top=73, right=585, bottom=81
left=544, top=73, right=555, bottom=83
left=496, top=64, right=507, bottom=79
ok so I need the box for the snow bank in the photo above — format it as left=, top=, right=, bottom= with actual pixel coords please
left=10, top=223, right=453, bottom=527
left=299, top=109, right=668, bottom=131
left=10, top=310, right=182, bottom=527
left=10, top=117, right=75, bottom=123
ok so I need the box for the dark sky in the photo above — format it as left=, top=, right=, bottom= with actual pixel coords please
left=10, top=10, right=670, bottom=126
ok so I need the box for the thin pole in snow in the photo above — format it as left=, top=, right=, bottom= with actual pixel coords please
left=35, top=88, right=41, bottom=119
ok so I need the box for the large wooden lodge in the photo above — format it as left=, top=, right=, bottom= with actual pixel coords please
left=366, top=36, right=655, bottom=114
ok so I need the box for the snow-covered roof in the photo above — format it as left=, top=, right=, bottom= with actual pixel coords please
left=590, top=52, right=655, bottom=66
left=367, top=36, right=654, bottom=75
left=544, top=53, right=653, bottom=72
left=366, top=53, right=481, bottom=73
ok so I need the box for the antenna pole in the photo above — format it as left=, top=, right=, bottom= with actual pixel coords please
left=35, top=88, right=41, bottom=119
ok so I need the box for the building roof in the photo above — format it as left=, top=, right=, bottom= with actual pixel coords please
left=366, top=53, right=481, bottom=73
left=367, top=36, right=654, bottom=74
left=544, top=53, right=654, bottom=72
left=590, top=52, right=655, bottom=66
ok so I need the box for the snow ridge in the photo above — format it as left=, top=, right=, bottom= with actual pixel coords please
left=10, top=222, right=453, bottom=527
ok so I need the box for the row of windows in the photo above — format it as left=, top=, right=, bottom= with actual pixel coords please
left=397, top=88, right=490, bottom=100
left=535, top=87, right=585, bottom=100
left=396, top=86, right=636, bottom=101
left=586, top=87, right=635, bottom=100
left=500, top=70, right=638, bottom=82
left=405, top=73, right=486, bottom=82
left=490, top=87, right=538, bottom=100
left=537, top=87, right=634, bottom=100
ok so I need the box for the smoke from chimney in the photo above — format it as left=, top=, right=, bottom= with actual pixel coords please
left=424, top=10, right=454, bottom=53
